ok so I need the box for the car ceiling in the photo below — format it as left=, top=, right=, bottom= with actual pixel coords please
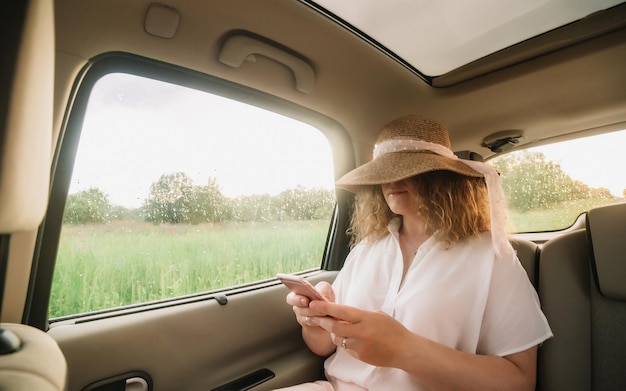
left=53, top=0, right=626, bottom=166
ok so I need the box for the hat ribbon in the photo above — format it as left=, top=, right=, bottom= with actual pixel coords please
left=374, top=139, right=514, bottom=258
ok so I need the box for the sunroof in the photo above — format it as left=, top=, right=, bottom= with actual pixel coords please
left=310, top=0, right=624, bottom=76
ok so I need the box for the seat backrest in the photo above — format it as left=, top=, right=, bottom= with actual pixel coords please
left=537, top=202, right=626, bottom=391
left=510, top=238, right=539, bottom=289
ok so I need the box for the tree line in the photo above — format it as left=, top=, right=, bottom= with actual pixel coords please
left=63, top=172, right=335, bottom=224
left=490, top=151, right=616, bottom=211
left=64, top=152, right=620, bottom=224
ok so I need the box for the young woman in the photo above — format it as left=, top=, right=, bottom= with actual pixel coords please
left=278, top=115, right=552, bottom=390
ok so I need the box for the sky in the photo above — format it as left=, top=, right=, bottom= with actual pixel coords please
left=529, top=131, right=626, bottom=197
left=70, top=73, right=335, bottom=208
left=69, top=73, right=626, bottom=209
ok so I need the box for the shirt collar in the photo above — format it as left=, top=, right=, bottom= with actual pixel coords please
left=387, top=216, right=439, bottom=253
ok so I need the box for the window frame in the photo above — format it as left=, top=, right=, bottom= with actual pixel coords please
left=25, top=52, right=353, bottom=330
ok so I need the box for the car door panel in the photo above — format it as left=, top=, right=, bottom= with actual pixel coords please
left=48, top=271, right=336, bottom=391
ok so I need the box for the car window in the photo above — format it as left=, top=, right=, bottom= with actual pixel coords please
left=489, top=129, right=626, bottom=233
left=49, top=73, right=336, bottom=319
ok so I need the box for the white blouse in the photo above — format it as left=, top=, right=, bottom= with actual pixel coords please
left=324, top=219, right=553, bottom=390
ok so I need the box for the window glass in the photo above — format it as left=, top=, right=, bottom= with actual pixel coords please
left=489, top=129, right=626, bottom=233
left=312, top=0, right=623, bottom=75
left=50, top=73, right=335, bottom=318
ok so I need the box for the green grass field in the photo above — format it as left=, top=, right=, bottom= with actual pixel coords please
left=507, top=198, right=618, bottom=233
left=50, top=220, right=329, bottom=318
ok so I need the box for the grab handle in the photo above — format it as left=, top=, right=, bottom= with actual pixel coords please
left=219, top=34, right=315, bottom=94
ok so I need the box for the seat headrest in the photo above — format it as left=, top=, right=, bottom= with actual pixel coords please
left=587, top=202, right=626, bottom=301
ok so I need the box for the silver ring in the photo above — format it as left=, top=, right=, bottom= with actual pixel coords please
left=342, top=338, right=347, bottom=349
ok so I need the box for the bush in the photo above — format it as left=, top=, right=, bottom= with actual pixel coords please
left=142, top=173, right=195, bottom=224
left=142, top=173, right=230, bottom=224
left=273, top=186, right=335, bottom=220
left=491, top=151, right=614, bottom=211
left=63, top=188, right=112, bottom=224
left=188, top=179, right=230, bottom=224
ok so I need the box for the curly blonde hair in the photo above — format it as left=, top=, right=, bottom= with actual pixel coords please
left=347, top=170, right=491, bottom=247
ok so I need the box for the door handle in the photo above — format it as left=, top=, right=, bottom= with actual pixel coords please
left=126, top=377, right=149, bottom=391
left=83, top=371, right=152, bottom=391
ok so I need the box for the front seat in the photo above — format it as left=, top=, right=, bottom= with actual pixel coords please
left=0, top=0, right=67, bottom=390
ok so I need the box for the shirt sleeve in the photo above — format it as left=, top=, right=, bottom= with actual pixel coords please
left=477, top=254, right=553, bottom=357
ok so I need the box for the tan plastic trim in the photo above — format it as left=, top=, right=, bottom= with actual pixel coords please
left=0, top=0, right=54, bottom=232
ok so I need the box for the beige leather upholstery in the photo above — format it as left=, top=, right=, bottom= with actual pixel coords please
left=510, top=238, right=539, bottom=289
left=587, top=202, right=626, bottom=301
left=0, top=324, right=67, bottom=391
left=538, top=203, right=626, bottom=391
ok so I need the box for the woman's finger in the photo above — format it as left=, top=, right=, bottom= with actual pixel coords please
left=333, top=334, right=350, bottom=349
left=292, top=302, right=329, bottom=325
left=286, top=291, right=310, bottom=307
left=315, top=281, right=336, bottom=302
left=310, top=300, right=363, bottom=323
left=297, top=314, right=312, bottom=327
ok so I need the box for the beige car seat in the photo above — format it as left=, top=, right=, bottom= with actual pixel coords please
left=538, top=202, right=626, bottom=390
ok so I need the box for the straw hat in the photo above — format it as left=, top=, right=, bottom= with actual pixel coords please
left=336, top=115, right=483, bottom=192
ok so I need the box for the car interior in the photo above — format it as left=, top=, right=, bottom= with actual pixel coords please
left=1, top=0, right=625, bottom=390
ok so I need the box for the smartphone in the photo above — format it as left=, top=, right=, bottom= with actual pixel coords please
left=276, top=273, right=328, bottom=302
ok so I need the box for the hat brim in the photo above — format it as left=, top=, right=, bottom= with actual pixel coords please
left=336, top=151, right=483, bottom=193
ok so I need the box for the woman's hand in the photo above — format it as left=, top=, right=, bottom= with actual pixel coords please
left=286, top=281, right=335, bottom=327
left=310, top=300, right=414, bottom=368
left=311, top=300, right=538, bottom=391
left=286, top=281, right=337, bottom=356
